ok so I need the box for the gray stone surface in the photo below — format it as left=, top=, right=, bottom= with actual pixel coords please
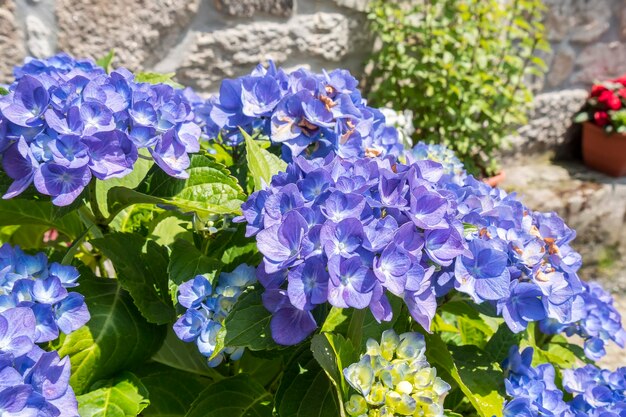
left=177, top=11, right=369, bottom=92
left=547, top=45, right=575, bottom=87
left=333, top=0, right=368, bottom=11
left=504, top=89, right=588, bottom=159
left=26, top=14, right=53, bottom=57
left=0, top=0, right=25, bottom=82
left=55, top=0, right=200, bottom=71
left=214, top=0, right=293, bottom=17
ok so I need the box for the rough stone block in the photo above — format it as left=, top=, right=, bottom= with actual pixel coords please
left=214, top=0, right=293, bottom=17
left=56, top=0, right=200, bottom=71
left=177, top=11, right=369, bottom=92
left=547, top=45, right=575, bottom=87
left=0, top=0, right=25, bottom=82
left=572, top=42, right=626, bottom=84
left=504, top=89, right=588, bottom=159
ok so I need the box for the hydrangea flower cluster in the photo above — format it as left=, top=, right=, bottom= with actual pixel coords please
left=238, top=148, right=606, bottom=346
left=502, top=346, right=626, bottom=417
left=239, top=154, right=472, bottom=345
left=0, top=244, right=89, bottom=343
left=502, top=346, right=571, bottom=417
left=0, top=53, right=201, bottom=206
left=343, top=330, right=450, bottom=417
left=540, top=282, right=626, bottom=360
left=563, top=364, right=626, bottom=417
left=406, top=142, right=466, bottom=184
left=438, top=174, right=589, bottom=336
left=173, top=264, right=256, bottom=366
left=378, top=108, right=415, bottom=149
left=0, top=307, right=79, bottom=416
left=192, top=62, right=403, bottom=160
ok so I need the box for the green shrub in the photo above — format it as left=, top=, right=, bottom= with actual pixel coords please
left=365, top=0, right=549, bottom=175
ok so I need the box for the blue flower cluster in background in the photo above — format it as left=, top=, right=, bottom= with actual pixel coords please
left=540, top=282, right=626, bottom=361
left=173, top=264, right=256, bottom=367
left=563, top=363, right=626, bottom=417
left=239, top=153, right=471, bottom=345
left=0, top=244, right=89, bottom=343
left=191, top=62, right=403, bottom=160
left=343, top=330, right=450, bottom=417
left=239, top=144, right=625, bottom=350
left=439, top=169, right=591, bottom=338
left=0, top=53, right=201, bottom=206
left=503, top=346, right=626, bottom=417
left=407, top=142, right=466, bottom=185
left=0, top=307, right=79, bottom=416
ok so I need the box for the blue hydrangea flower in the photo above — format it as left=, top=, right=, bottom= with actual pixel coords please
left=240, top=143, right=596, bottom=344
left=173, top=264, right=256, bottom=367
left=0, top=306, right=80, bottom=417
left=238, top=153, right=469, bottom=345
left=0, top=244, right=89, bottom=343
left=407, top=142, right=466, bottom=184
left=0, top=53, right=202, bottom=206
left=503, top=346, right=626, bottom=417
left=191, top=61, right=403, bottom=160
left=539, top=281, right=625, bottom=361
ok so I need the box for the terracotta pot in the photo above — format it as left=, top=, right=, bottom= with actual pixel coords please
left=483, top=170, right=506, bottom=188
left=582, top=122, right=626, bottom=177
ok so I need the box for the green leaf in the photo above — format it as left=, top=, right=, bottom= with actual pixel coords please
left=424, top=333, right=505, bottom=417
left=135, top=363, right=212, bottom=417
left=574, top=112, right=590, bottom=123
left=93, top=233, right=175, bottom=324
left=236, top=351, right=284, bottom=387
left=136, top=155, right=246, bottom=216
left=152, top=328, right=223, bottom=379
left=204, top=224, right=260, bottom=271
left=484, top=323, right=523, bottom=363
left=0, top=198, right=84, bottom=239
left=96, top=154, right=153, bottom=218
left=0, top=86, right=9, bottom=96
left=185, top=374, right=272, bottom=417
left=134, top=72, right=184, bottom=89
left=320, top=307, right=350, bottom=334
left=243, top=130, right=287, bottom=191
left=222, top=287, right=281, bottom=351
left=77, top=371, right=150, bottom=417
left=149, top=212, right=192, bottom=247
left=52, top=273, right=166, bottom=394
left=168, top=239, right=222, bottom=304
left=310, top=333, right=357, bottom=398
left=95, top=49, right=115, bottom=73
left=275, top=348, right=341, bottom=417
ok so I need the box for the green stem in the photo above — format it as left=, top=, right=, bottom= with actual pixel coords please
left=88, top=181, right=107, bottom=225
left=77, top=206, right=103, bottom=239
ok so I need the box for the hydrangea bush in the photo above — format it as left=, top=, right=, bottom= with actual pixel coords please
left=0, top=53, right=623, bottom=417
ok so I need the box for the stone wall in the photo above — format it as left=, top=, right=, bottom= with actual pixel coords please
left=3, top=1, right=623, bottom=94
left=1, top=0, right=371, bottom=92
left=0, top=0, right=624, bottom=156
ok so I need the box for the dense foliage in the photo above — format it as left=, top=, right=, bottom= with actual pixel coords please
left=0, top=53, right=623, bottom=417
left=365, top=0, right=549, bottom=175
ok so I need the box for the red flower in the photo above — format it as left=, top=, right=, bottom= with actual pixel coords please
left=598, top=90, right=622, bottom=110
left=594, top=111, right=610, bottom=127
left=591, top=84, right=608, bottom=97
left=612, top=74, right=626, bottom=86
left=618, top=88, right=626, bottom=99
